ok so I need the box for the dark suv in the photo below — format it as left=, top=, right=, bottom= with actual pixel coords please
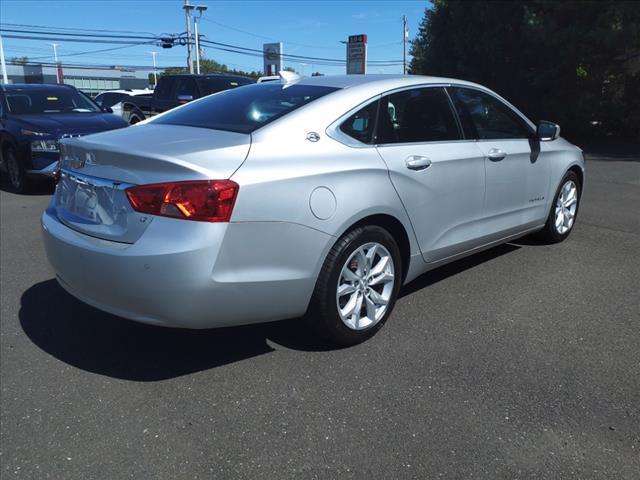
left=0, top=83, right=128, bottom=192
left=120, top=74, right=254, bottom=123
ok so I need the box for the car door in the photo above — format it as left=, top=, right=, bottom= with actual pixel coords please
left=375, top=86, right=486, bottom=263
left=449, top=87, right=550, bottom=236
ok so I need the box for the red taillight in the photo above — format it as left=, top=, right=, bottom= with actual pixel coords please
left=126, top=180, right=239, bottom=222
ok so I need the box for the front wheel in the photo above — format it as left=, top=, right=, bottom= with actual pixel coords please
left=5, top=147, right=28, bottom=193
left=307, top=225, right=402, bottom=346
left=536, top=170, right=581, bottom=243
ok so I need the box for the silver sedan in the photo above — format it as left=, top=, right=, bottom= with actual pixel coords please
left=42, top=74, right=585, bottom=345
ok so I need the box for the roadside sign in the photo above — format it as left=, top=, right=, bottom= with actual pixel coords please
left=263, top=42, right=283, bottom=76
left=346, top=34, right=367, bottom=75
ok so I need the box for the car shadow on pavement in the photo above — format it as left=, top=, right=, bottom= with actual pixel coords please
left=399, top=243, right=520, bottom=298
left=19, top=280, right=333, bottom=382
left=20, top=243, right=521, bottom=382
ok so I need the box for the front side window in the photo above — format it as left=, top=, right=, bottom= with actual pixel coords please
left=154, top=78, right=174, bottom=100
left=377, top=87, right=461, bottom=144
left=450, top=87, right=532, bottom=140
left=5, top=88, right=101, bottom=114
left=152, top=83, right=338, bottom=134
left=339, top=100, right=379, bottom=144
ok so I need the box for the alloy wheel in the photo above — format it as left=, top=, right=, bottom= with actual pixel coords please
left=336, top=242, right=395, bottom=330
left=554, top=180, right=578, bottom=234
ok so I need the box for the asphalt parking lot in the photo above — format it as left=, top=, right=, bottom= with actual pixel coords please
left=1, top=153, right=638, bottom=479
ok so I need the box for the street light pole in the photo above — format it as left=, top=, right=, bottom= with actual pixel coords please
left=51, top=43, right=60, bottom=83
left=0, top=34, right=8, bottom=84
left=149, top=51, right=158, bottom=86
left=194, top=19, right=200, bottom=74
left=193, top=5, right=208, bottom=75
left=402, top=15, right=408, bottom=75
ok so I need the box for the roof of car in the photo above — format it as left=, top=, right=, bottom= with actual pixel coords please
left=1, top=83, right=77, bottom=92
left=294, top=74, right=481, bottom=90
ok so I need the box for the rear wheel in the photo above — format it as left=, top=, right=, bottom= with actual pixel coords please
left=536, top=171, right=581, bottom=243
left=307, top=225, right=402, bottom=346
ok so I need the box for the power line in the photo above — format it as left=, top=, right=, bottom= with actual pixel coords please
left=201, top=18, right=343, bottom=51
left=1, top=26, right=404, bottom=69
left=0, top=22, right=158, bottom=36
left=29, top=42, right=158, bottom=60
left=199, top=38, right=402, bottom=65
left=0, top=27, right=157, bottom=41
left=1, top=34, right=155, bottom=45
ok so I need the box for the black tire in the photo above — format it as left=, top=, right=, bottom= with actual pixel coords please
left=122, top=102, right=145, bottom=125
left=306, top=225, right=402, bottom=346
left=5, top=147, right=28, bottom=193
left=535, top=170, right=581, bottom=243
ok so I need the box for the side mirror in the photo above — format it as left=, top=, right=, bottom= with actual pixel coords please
left=177, top=94, right=193, bottom=104
left=537, top=120, right=560, bottom=141
left=101, top=105, right=114, bottom=114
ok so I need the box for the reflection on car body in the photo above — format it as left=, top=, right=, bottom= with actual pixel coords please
left=42, top=73, right=585, bottom=345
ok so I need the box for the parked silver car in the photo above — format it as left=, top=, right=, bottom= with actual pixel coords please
left=42, top=74, right=584, bottom=345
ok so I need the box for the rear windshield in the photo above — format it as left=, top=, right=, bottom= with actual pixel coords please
left=5, top=88, right=100, bottom=114
left=152, top=83, right=339, bottom=133
left=196, top=76, right=254, bottom=96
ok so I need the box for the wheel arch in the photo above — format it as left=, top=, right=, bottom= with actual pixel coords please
left=568, top=164, right=584, bottom=195
left=0, top=134, right=18, bottom=167
left=1, top=134, right=17, bottom=155
left=121, top=102, right=146, bottom=124
left=337, top=213, right=412, bottom=283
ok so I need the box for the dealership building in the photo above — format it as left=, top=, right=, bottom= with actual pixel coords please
left=4, top=62, right=153, bottom=96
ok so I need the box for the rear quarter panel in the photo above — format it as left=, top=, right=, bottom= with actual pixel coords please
left=230, top=129, right=422, bottom=285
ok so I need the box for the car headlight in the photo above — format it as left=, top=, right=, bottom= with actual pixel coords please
left=31, top=139, right=59, bottom=152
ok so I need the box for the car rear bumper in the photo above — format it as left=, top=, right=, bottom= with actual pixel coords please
left=41, top=208, right=333, bottom=329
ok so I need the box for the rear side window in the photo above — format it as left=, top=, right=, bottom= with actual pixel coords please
left=152, top=83, right=338, bottom=134
left=173, top=78, right=198, bottom=100
left=339, top=100, right=379, bottom=144
left=450, top=87, right=532, bottom=140
left=196, top=77, right=254, bottom=96
left=377, top=87, right=461, bottom=144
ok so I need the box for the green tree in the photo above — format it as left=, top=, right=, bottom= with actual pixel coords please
left=10, top=56, right=29, bottom=65
left=410, top=0, right=640, bottom=138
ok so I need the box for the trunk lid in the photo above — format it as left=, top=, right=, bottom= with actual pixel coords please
left=53, top=124, right=250, bottom=243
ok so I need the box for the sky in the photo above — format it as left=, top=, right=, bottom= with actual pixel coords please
left=0, top=0, right=429, bottom=75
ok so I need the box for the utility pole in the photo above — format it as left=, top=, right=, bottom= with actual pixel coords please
left=0, top=34, right=8, bottom=84
left=51, top=43, right=60, bottom=82
left=183, top=0, right=194, bottom=73
left=149, top=51, right=158, bottom=86
left=402, top=15, right=408, bottom=75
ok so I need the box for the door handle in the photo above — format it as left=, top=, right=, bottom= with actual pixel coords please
left=405, top=155, right=432, bottom=171
left=487, top=148, right=507, bottom=161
